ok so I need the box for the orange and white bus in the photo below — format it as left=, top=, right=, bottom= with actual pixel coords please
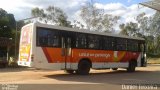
left=18, top=22, right=147, bottom=75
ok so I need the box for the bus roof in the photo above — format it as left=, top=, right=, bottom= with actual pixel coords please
left=29, top=22, right=145, bottom=41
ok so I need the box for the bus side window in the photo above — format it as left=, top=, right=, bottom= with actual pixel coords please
left=104, top=37, right=110, bottom=50
left=76, top=33, right=87, bottom=48
left=37, top=28, right=61, bottom=47
left=52, top=35, right=60, bottom=47
left=88, top=35, right=99, bottom=49
left=38, top=29, right=49, bottom=46
left=116, top=38, right=127, bottom=51
left=99, top=36, right=103, bottom=50
left=49, top=30, right=61, bottom=47
left=127, top=40, right=138, bottom=52
left=104, top=37, right=114, bottom=50
left=133, top=41, right=138, bottom=52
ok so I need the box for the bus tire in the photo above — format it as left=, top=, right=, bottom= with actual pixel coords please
left=65, top=70, right=74, bottom=74
left=127, top=61, right=136, bottom=72
left=77, top=60, right=91, bottom=75
left=112, top=68, right=118, bottom=70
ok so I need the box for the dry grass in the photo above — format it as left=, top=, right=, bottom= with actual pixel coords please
left=147, top=58, right=160, bottom=64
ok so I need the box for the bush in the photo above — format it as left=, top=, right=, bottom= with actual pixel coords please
left=8, top=57, right=19, bottom=67
left=147, top=53, right=160, bottom=58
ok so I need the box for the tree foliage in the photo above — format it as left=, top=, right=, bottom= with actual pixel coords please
left=31, top=6, right=71, bottom=27
left=80, top=1, right=120, bottom=32
left=31, top=7, right=45, bottom=18
left=119, top=22, right=140, bottom=37
left=119, top=12, right=160, bottom=56
left=0, top=8, right=16, bottom=38
left=0, top=8, right=17, bottom=57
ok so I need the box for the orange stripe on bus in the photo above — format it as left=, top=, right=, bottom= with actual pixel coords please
left=41, top=47, right=140, bottom=63
left=42, top=47, right=53, bottom=63
left=42, top=47, right=64, bottom=63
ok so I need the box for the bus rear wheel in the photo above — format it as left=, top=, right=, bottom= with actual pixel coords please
left=127, top=61, right=136, bottom=72
left=76, top=60, right=91, bottom=75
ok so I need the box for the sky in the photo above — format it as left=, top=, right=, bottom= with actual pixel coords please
left=97, top=0, right=147, bottom=6
left=0, top=0, right=156, bottom=30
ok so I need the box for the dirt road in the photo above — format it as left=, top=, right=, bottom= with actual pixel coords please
left=0, top=64, right=160, bottom=90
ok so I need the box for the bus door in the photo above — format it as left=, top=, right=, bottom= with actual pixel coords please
left=140, top=42, right=146, bottom=67
left=61, top=36, right=72, bottom=69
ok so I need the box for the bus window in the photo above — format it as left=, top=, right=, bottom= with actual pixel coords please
left=37, top=28, right=61, bottom=47
left=50, top=34, right=60, bottom=47
left=116, top=38, right=127, bottom=51
left=127, top=40, right=138, bottom=52
left=88, top=35, right=99, bottom=49
left=104, top=37, right=115, bottom=50
left=37, top=29, right=48, bottom=46
left=75, top=33, right=87, bottom=48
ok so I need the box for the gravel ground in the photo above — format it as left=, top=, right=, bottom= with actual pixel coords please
left=0, top=64, right=159, bottom=90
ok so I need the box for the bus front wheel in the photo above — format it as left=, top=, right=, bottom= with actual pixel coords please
left=76, top=60, right=91, bottom=75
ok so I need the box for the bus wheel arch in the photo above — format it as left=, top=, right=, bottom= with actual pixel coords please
left=76, top=58, right=92, bottom=75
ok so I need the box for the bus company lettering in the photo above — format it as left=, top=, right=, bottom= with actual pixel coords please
left=79, top=53, right=111, bottom=58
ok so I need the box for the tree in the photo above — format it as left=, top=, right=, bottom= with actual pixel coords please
left=31, top=7, right=45, bottom=18
left=72, top=20, right=85, bottom=29
left=136, top=12, right=151, bottom=37
left=119, top=22, right=140, bottom=37
left=0, top=8, right=17, bottom=57
left=119, top=12, right=160, bottom=56
left=101, top=14, right=120, bottom=32
left=136, top=12, right=160, bottom=55
left=0, top=8, right=16, bottom=38
left=31, top=6, right=71, bottom=27
left=148, top=12, right=160, bottom=55
left=119, top=24, right=128, bottom=35
left=80, top=1, right=119, bottom=32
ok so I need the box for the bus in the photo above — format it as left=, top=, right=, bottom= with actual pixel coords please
left=18, top=22, right=147, bottom=75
